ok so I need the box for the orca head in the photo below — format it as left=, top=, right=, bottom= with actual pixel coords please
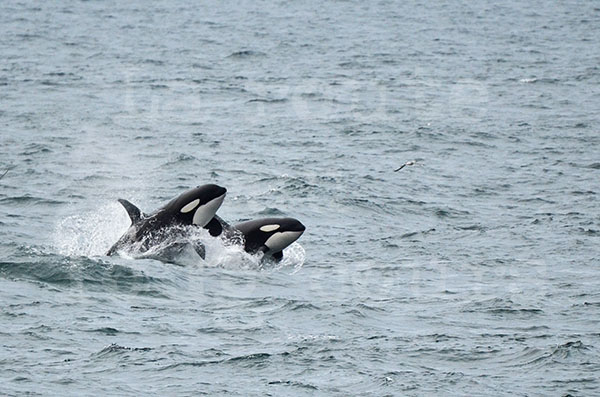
left=172, top=184, right=227, bottom=227
left=262, top=218, right=306, bottom=254
left=235, top=217, right=305, bottom=257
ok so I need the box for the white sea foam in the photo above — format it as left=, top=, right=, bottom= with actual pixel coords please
left=53, top=202, right=130, bottom=257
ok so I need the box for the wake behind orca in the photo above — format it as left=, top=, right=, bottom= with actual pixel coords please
left=107, top=184, right=305, bottom=264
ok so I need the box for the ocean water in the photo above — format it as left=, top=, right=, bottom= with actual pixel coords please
left=1, top=0, right=599, bottom=395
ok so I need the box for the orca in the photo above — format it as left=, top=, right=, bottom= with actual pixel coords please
left=106, top=184, right=227, bottom=262
left=207, top=215, right=305, bottom=261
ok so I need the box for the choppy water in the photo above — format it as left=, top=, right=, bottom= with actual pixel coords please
left=1, top=1, right=600, bottom=395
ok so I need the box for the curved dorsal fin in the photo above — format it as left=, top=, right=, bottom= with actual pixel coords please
left=117, top=199, right=143, bottom=223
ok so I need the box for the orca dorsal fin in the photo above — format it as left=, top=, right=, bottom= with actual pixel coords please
left=118, top=199, right=143, bottom=223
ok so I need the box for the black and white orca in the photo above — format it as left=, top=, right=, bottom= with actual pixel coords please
left=106, top=184, right=227, bottom=261
left=207, top=215, right=306, bottom=261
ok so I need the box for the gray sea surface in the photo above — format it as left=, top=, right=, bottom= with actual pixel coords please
left=1, top=1, right=599, bottom=395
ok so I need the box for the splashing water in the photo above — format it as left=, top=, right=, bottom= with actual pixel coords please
left=54, top=202, right=131, bottom=257
left=53, top=204, right=305, bottom=271
left=274, top=242, right=306, bottom=273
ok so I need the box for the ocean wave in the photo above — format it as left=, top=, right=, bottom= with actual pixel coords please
left=461, top=297, right=544, bottom=316
left=0, top=195, right=65, bottom=205
left=0, top=247, right=174, bottom=292
left=95, top=343, right=152, bottom=358
left=226, top=50, right=266, bottom=58
left=246, top=98, right=288, bottom=104
left=508, top=341, right=592, bottom=369
left=267, top=380, right=319, bottom=390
